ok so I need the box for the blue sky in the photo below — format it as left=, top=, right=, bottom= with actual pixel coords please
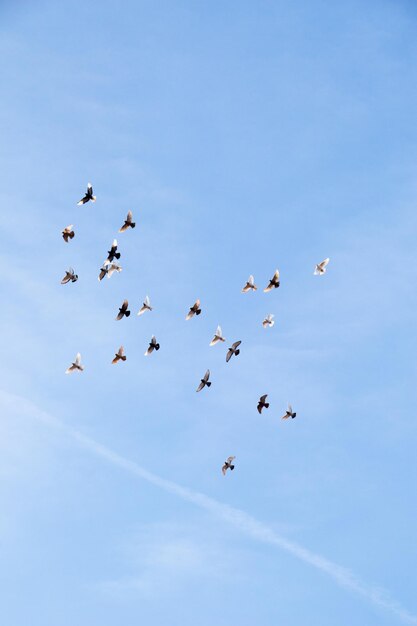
left=1, top=1, right=417, bottom=624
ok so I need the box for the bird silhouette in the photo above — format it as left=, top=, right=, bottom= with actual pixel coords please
left=77, top=183, right=96, bottom=205
left=257, top=394, right=270, bottom=414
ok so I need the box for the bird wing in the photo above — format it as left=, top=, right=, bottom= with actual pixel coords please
left=194, top=298, right=200, bottom=309
left=222, top=464, right=227, bottom=475
left=75, top=353, right=81, bottom=365
left=144, top=295, right=150, bottom=307
left=121, top=300, right=128, bottom=311
left=288, top=403, right=292, bottom=414
left=216, top=325, right=223, bottom=338
left=274, top=269, right=280, bottom=281
left=196, top=381, right=205, bottom=392
left=185, top=310, right=194, bottom=320
left=232, top=340, right=241, bottom=349
left=203, top=369, right=210, bottom=382
left=320, top=258, right=330, bottom=269
left=151, top=335, right=157, bottom=345
left=226, top=349, right=233, bottom=363
left=61, top=273, right=71, bottom=284
left=107, top=263, right=122, bottom=277
left=137, top=305, right=146, bottom=316
left=267, top=314, right=274, bottom=321
left=226, top=456, right=235, bottom=464
left=263, top=282, right=272, bottom=293
left=127, top=210, right=133, bottom=222
left=118, top=346, right=125, bottom=357
left=210, top=336, right=219, bottom=346
left=144, top=345, right=154, bottom=356
left=260, top=394, right=268, bottom=403
left=249, top=275, right=255, bottom=285
left=65, top=364, right=75, bottom=374
left=112, top=239, right=117, bottom=249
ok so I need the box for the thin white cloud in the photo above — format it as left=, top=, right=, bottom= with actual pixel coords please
left=1, top=389, right=416, bottom=625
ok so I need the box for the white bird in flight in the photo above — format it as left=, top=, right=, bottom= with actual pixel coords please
left=281, top=403, right=297, bottom=419
left=210, top=325, right=225, bottom=346
left=65, top=352, right=84, bottom=374
left=262, top=313, right=275, bottom=328
left=138, top=295, right=152, bottom=316
left=314, top=258, right=330, bottom=275
left=241, top=275, right=257, bottom=293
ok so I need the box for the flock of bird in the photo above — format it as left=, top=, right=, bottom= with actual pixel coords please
left=62, top=183, right=330, bottom=475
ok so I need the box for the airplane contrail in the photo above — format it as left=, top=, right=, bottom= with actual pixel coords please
left=2, top=389, right=416, bottom=625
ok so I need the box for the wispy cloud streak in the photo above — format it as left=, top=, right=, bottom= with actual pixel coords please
left=2, top=389, right=416, bottom=625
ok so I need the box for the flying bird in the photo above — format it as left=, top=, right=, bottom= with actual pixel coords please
left=262, top=313, right=275, bottom=328
left=106, top=262, right=122, bottom=278
left=77, top=182, right=96, bottom=205
left=241, top=274, right=257, bottom=293
left=210, top=325, right=225, bottom=346
left=106, top=239, right=121, bottom=263
left=281, top=403, right=297, bottom=419
left=112, top=345, right=127, bottom=364
left=196, top=369, right=211, bottom=392
left=62, top=225, right=75, bottom=242
left=222, top=456, right=236, bottom=475
left=257, top=394, right=270, bottom=414
left=119, top=210, right=136, bottom=232
left=137, top=295, right=152, bottom=316
left=61, top=267, right=78, bottom=284
left=115, top=299, right=130, bottom=320
left=145, top=335, right=160, bottom=356
left=65, top=352, right=84, bottom=374
left=314, top=258, right=330, bottom=275
left=186, top=299, right=201, bottom=320
left=226, top=340, right=241, bottom=363
left=98, top=261, right=110, bottom=281
left=264, top=269, right=280, bottom=292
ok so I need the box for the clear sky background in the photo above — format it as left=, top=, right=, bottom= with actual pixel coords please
left=1, top=1, right=417, bottom=624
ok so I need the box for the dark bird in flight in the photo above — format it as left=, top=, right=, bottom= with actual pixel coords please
left=106, top=239, right=121, bottom=263
left=65, top=352, right=84, bottom=374
left=115, top=299, right=130, bottom=320
left=196, top=369, right=211, bottom=392
left=210, top=325, right=225, bottom=346
left=241, top=274, right=257, bottom=293
left=314, top=258, right=330, bottom=275
left=98, top=261, right=110, bottom=281
left=137, top=295, right=152, bottom=316
left=257, top=394, right=270, bottom=414
left=112, top=345, right=127, bottom=364
left=222, top=456, right=235, bottom=475
left=62, top=225, right=75, bottom=242
left=77, top=182, right=96, bottom=205
left=226, top=341, right=241, bottom=363
left=264, top=269, right=280, bottom=292
left=281, top=404, right=297, bottom=419
left=186, top=299, right=201, bottom=320
left=61, top=267, right=78, bottom=284
left=145, top=335, right=160, bottom=356
left=119, top=210, right=136, bottom=232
